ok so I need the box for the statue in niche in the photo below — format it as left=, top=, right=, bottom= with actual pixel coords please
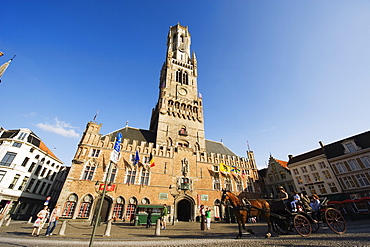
left=182, top=158, right=189, bottom=176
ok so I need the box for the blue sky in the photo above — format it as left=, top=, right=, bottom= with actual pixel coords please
left=2, top=1, right=370, bottom=169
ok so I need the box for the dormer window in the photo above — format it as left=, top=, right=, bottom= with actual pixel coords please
left=342, top=140, right=360, bottom=153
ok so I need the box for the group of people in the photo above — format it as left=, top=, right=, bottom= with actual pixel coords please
left=31, top=204, right=61, bottom=237
left=278, top=186, right=321, bottom=221
left=199, top=204, right=211, bottom=230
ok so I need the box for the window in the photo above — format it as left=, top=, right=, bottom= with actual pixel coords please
left=125, top=204, right=136, bottom=221
left=301, top=166, right=308, bottom=173
left=318, top=162, right=326, bottom=169
left=345, top=142, right=357, bottom=153
left=287, top=182, right=294, bottom=192
left=18, top=132, right=27, bottom=140
left=140, top=170, right=149, bottom=185
left=225, top=178, right=232, bottom=191
left=335, top=162, right=348, bottom=173
left=308, top=185, right=316, bottom=195
left=328, top=182, right=338, bottom=193
left=62, top=201, right=76, bottom=218
left=26, top=178, right=36, bottom=192
left=347, top=159, right=360, bottom=171
left=296, top=176, right=303, bottom=184
left=143, top=156, right=150, bottom=164
left=280, top=171, right=286, bottom=179
left=236, top=179, right=243, bottom=192
left=28, top=162, right=36, bottom=172
left=12, top=142, right=22, bottom=148
left=112, top=203, right=124, bottom=220
left=360, top=156, right=370, bottom=168
left=0, top=171, right=6, bottom=182
left=32, top=181, right=41, bottom=193
left=126, top=170, right=136, bottom=184
left=18, top=176, right=29, bottom=190
left=0, top=152, right=17, bottom=166
left=20, top=157, right=30, bottom=167
left=109, top=166, right=117, bottom=183
left=342, top=176, right=356, bottom=189
left=355, top=174, right=370, bottom=187
left=313, top=172, right=321, bottom=182
left=44, top=183, right=51, bottom=195
left=78, top=196, right=92, bottom=218
left=293, top=169, right=299, bottom=175
left=34, top=165, right=42, bottom=176
left=213, top=174, right=220, bottom=190
left=82, top=163, right=96, bottom=180
left=322, top=170, right=332, bottom=180
left=38, top=182, right=47, bottom=194
left=268, top=174, right=273, bottom=182
left=40, top=168, right=47, bottom=177
left=318, top=184, right=327, bottom=194
left=303, top=174, right=312, bottom=183
left=213, top=165, right=219, bottom=172
left=9, top=174, right=20, bottom=189
left=90, top=149, right=100, bottom=158
left=309, top=164, right=316, bottom=171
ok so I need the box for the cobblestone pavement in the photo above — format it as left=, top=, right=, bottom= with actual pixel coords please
left=0, top=219, right=369, bottom=246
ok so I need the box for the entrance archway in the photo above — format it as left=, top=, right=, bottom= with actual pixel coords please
left=177, top=199, right=191, bottom=221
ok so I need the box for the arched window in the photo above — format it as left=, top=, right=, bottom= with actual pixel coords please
left=62, top=194, right=78, bottom=218
left=213, top=173, right=220, bottom=190
left=140, top=169, right=150, bottom=186
left=125, top=169, right=136, bottom=184
left=82, top=162, right=96, bottom=180
left=225, top=178, right=232, bottom=191
left=78, top=194, right=93, bottom=218
left=125, top=197, right=137, bottom=221
left=113, top=197, right=125, bottom=220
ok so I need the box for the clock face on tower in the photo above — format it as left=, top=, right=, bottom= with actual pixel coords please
left=178, top=88, right=187, bottom=96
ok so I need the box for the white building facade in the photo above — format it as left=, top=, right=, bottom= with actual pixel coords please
left=0, top=127, right=63, bottom=220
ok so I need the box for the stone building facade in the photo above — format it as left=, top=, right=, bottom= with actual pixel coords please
left=56, top=24, right=259, bottom=224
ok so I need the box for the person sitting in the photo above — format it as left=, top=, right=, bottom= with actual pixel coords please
left=278, top=186, right=289, bottom=210
left=290, top=191, right=300, bottom=212
left=310, top=194, right=321, bottom=222
left=300, top=193, right=312, bottom=211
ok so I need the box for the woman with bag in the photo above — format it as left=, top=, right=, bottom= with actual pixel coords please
left=31, top=206, right=49, bottom=236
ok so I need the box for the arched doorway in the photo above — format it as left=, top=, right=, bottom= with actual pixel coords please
left=177, top=199, right=191, bottom=221
left=100, top=197, right=111, bottom=222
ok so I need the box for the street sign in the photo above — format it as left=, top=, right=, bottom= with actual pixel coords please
left=110, top=133, right=122, bottom=163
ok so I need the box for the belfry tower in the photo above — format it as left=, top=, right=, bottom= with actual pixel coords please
left=150, top=24, right=206, bottom=151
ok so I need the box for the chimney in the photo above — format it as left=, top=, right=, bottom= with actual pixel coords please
left=319, top=141, right=324, bottom=148
left=288, top=154, right=293, bottom=160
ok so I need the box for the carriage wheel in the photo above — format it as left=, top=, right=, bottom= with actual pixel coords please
left=272, top=219, right=289, bottom=235
left=293, top=214, right=312, bottom=237
left=324, top=208, right=346, bottom=234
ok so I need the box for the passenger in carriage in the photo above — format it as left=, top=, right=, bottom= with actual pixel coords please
left=310, top=194, right=321, bottom=222
left=300, top=193, right=312, bottom=211
left=290, top=191, right=300, bottom=212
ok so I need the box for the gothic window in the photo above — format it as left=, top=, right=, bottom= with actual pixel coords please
left=113, top=197, right=125, bottom=220
left=82, top=162, right=96, bottom=180
left=78, top=195, right=93, bottom=218
left=140, top=169, right=150, bottom=186
left=126, top=169, right=136, bottom=184
left=236, top=178, right=243, bottom=192
left=90, top=149, right=100, bottom=158
left=180, top=35, right=184, bottom=42
left=225, top=178, right=232, bottom=191
left=62, top=194, right=78, bottom=218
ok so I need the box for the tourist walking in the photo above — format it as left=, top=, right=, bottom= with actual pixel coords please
left=199, top=205, right=206, bottom=231
left=31, top=206, right=49, bottom=236
left=160, top=204, right=168, bottom=230
left=45, top=205, right=61, bottom=236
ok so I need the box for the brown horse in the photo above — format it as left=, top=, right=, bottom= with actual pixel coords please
left=221, top=189, right=272, bottom=239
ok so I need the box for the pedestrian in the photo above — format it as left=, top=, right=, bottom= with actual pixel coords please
left=31, top=206, right=49, bottom=236
left=310, top=194, right=321, bottom=222
left=146, top=208, right=152, bottom=228
left=160, top=204, right=168, bottom=230
left=45, top=204, right=61, bottom=236
left=205, top=207, right=211, bottom=230
left=199, top=205, right=206, bottom=231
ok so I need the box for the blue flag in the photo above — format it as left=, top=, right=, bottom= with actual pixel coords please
left=133, top=151, right=140, bottom=165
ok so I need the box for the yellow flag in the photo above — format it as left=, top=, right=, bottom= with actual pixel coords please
left=220, top=162, right=230, bottom=173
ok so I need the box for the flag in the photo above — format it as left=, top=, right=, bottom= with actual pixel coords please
left=241, top=169, right=246, bottom=178
left=231, top=166, right=240, bottom=173
left=149, top=153, right=155, bottom=167
left=219, top=162, right=230, bottom=173
left=198, top=92, right=203, bottom=98
left=93, top=110, right=99, bottom=121
left=0, top=57, right=14, bottom=82
left=133, top=151, right=140, bottom=166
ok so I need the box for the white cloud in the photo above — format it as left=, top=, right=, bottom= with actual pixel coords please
left=36, top=117, right=80, bottom=138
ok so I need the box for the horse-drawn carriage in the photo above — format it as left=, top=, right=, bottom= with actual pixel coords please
left=221, top=189, right=346, bottom=238
left=269, top=198, right=346, bottom=236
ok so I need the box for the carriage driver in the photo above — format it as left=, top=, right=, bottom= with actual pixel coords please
left=278, top=186, right=289, bottom=208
